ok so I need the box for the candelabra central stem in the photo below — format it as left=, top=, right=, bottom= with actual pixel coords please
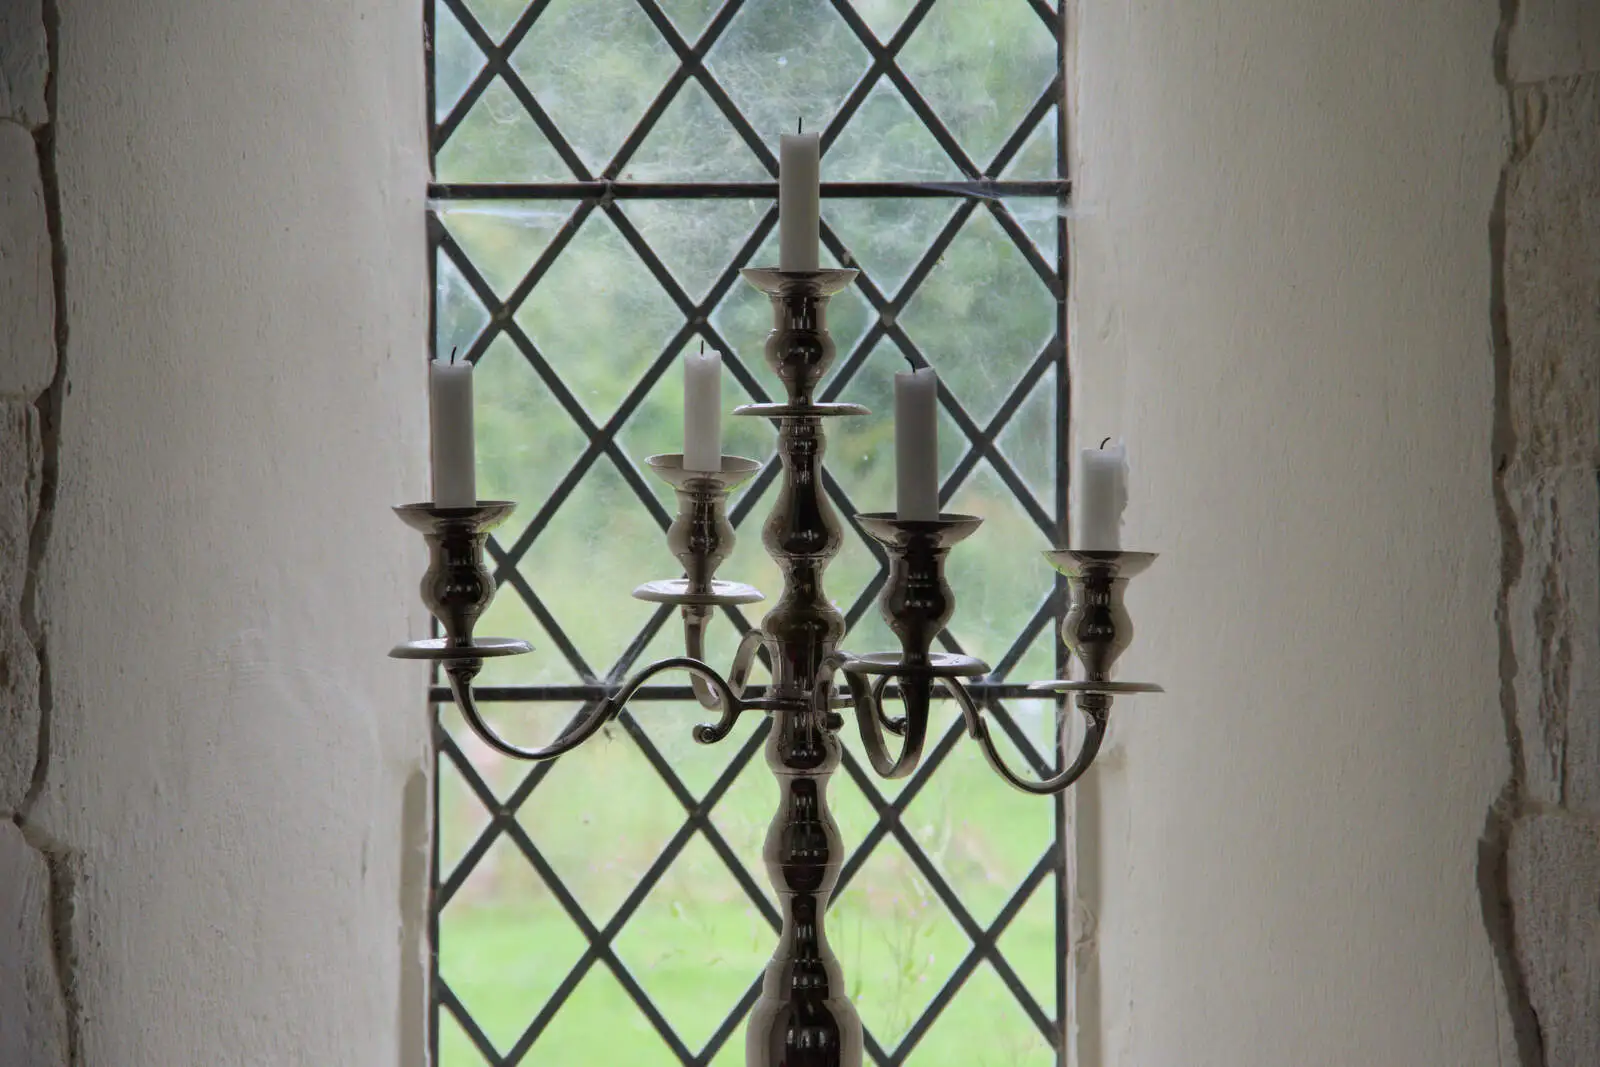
left=740, top=268, right=862, bottom=1067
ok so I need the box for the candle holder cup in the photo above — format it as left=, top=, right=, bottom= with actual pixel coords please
left=1035, top=550, right=1162, bottom=695
left=388, top=501, right=532, bottom=662
left=633, top=454, right=765, bottom=711
left=824, top=513, right=989, bottom=779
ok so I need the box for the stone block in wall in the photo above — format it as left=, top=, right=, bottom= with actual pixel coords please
left=1510, top=0, right=1600, bottom=82
left=0, top=401, right=39, bottom=814
left=0, top=0, right=46, bottom=129
left=1508, top=811, right=1600, bottom=1067
left=1505, top=470, right=1600, bottom=812
left=1504, top=75, right=1600, bottom=475
left=0, top=822, right=67, bottom=1065
left=0, top=120, right=53, bottom=399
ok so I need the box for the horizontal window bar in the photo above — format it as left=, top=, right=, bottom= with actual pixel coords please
left=429, top=682, right=1056, bottom=703
left=429, top=179, right=1070, bottom=202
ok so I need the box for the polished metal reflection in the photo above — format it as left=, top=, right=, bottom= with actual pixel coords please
left=392, top=268, right=1162, bottom=1067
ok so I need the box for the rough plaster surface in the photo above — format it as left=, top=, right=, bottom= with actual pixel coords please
left=1508, top=813, right=1600, bottom=1066
left=1493, top=29, right=1600, bottom=1065
left=0, top=0, right=46, bottom=130
left=20, top=1, right=430, bottom=1064
left=1510, top=0, right=1600, bottom=82
left=1068, top=0, right=1509, bottom=1063
left=1, top=401, right=41, bottom=813
left=1, top=5, right=65, bottom=1065
left=0, top=120, right=53, bottom=399
left=0, top=821, right=68, bottom=1064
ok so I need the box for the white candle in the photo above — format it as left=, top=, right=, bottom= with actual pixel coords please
left=778, top=129, right=820, bottom=272
left=895, top=366, right=939, bottom=521
left=1077, top=440, right=1129, bottom=550
left=429, top=354, right=476, bottom=508
left=683, top=346, right=723, bottom=473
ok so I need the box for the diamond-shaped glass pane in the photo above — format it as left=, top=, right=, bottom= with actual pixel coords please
left=437, top=202, right=573, bottom=302
left=466, top=571, right=587, bottom=689
left=441, top=701, right=585, bottom=800
left=436, top=251, right=490, bottom=360
left=520, top=456, right=671, bottom=677
left=436, top=77, right=574, bottom=183
left=708, top=0, right=871, bottom=146
left=434, top=4, right=487, bottom=123
left=516, top=722, right=686, bottom=925
left=436, top=1004, right=492, bottom=1067
left=622, top=198, right=768, bottom=304
left=854, top=0, right=919, bottom=43
left=901, top=210, right=1055, bottom=425
left=827, top=81, right=959, bottom=183
left=900, top=962, right=1056, bottom=1066
left=440, top=833, right=589, bottom=1057
left=615, top=833, right=773, bottom=1052
left=905, top=719, right=1053, bottom=927
left=459, top=0, right=523, bottom=45
left=514, top=211, right=683, bottom=423
left=1003, top=105, right=1063, bottom=253
left=655, top=0, right=720, bottom=41
left=897, top=0, right=1060, bottom=169
left=709, top=1007, right=754, bottom=1067
left=945, top=462, right=1051, bottom=652
left=826, top=196, right=960, bottom=299
left=830, top=835, right=970, bottom=1051
left=438, top=754, right=493, bottom=886
left=997, top=370, right=1057, bottom=515
left=624, top=80, right=770, bottom=183
left=533, top=963, right=682, bottom=1064
left=707, top=753, right=777, bottom=908
left=998, top=873, right=1059, bottom=1021
left=509, top=0, right=678, bottom=176
left=473, top=337, right=590, bottom=551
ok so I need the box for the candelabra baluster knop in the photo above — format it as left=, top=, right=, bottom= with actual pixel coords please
left=391, top=266, right=1161, bottom=1067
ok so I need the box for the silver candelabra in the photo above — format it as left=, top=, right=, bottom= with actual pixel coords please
left=392, top=266, right=1161, bottom=1067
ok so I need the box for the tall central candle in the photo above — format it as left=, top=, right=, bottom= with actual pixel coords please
left=429, top=353, right=476, bottom=508
left=895, top=365, right=939, bottom=521
left=683, top=346, right=723, bottom=472
left=778, top=128, right=820, bottom=272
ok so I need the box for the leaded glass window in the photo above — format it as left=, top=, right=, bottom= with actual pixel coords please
left=426, top=1, right=1073, bottom=1063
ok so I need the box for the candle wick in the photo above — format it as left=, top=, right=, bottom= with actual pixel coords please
left=700, top=340, right=705, bottom=355
left=903, top=352, right=916, bottom=371
left=797, top=116, right=803, bottom=134
left=450, top=346, right=459, bottom=366
left=1100, top=436, right=1112, bottom=449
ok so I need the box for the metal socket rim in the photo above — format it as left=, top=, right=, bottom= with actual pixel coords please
left=1042, top=549, right=1158, bottom=579
left=740, top=266, right=859, bottom=297
left=631, top=578, right=765, bottom=606
left=645, top=453, right=762, bottom=492
left=389, top=636, right=533, bottom=660
left=393, top=500, right=518, bottom=534
left=854, top=512, right=984, bottom=550
left=1027, top=679, right=1164, bottom=695
left=840, top=652, right=990, bottom=677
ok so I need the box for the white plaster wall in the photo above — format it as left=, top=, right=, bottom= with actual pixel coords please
left=32, top=1, right=430, bottom=1064
left=1068, top=1, right=1510, bottom=1064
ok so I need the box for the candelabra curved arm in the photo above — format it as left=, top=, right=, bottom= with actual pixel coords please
left=682, top=611, right=765, bottom=711
left=942, top=677, right=1111, bottom=796
left=445, top=655, right=752, bottom=762
left=815, top=655, right=929, bottom=779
